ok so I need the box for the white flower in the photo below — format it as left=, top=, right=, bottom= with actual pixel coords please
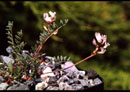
left=43, top=11, right=56, bottom=23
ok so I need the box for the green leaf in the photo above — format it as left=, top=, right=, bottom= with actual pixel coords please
left=8, top=41, right=13, bottom=45
left=57, top=56, right=60, bottom=61
left=15, top=35, right=21, bottom=41
left=67, top=57, right=70, bottom=61
left=8, top=60, right=13, bottom=73
left=63, top=56, right=67, bottom=61
left=17, top=30, right=23, bottom=36
left=52, top=22, right=56, bottom=28
left=60, top=56, right=63, bottom=61
left=65, top=19, right=69, bottom=24
left=60, top=19, right=63, bottom=25
left=6, top=31, right=11, bottom=35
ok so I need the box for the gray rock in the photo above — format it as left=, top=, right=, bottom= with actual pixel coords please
left=7, top=83, right=29, bottom=90
left=0, top=76, right=4, bottom=83
left=67, top=79, right=74, bottom=85
left=35, top=81, right=48, bottom=90
left=58, top=82, right=68, bottom=90
left=79, top=79, right=88, bottom=87
left=64, top=84, right=75, bottom=90
left=88, top=79, right=95, bottom=87
left=76, top=71, right=85, bottom=79
left=87, top=69, right=98, bottom=79
left=66, top=72, right=76, bottom=79
left=45, top=56, right=55, bottom=64
left=57, top=75, right=69, bottom=84
left=58, top=82, right=75, bottom=90
left=94, top=78, right=102, bottom=85
left=0, top=83, right=8, bottom=90
left=48, top=76, right=58, bottom=86
left=72, top=84, right=83, bottom=90
left=62, top=62, right=79, bottom=73
left=46, top=86, right=59, bottom=90
left=0, top=55, right=14, bottom=64
left=24, top=80, right=35, bottom=90
left=73, top=78, right=81, bottom=84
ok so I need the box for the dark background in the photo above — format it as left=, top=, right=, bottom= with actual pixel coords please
left=0, top=1, right=130, bottom=90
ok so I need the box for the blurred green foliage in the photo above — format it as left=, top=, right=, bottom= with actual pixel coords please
left=0, top=1, right=130, bottom=90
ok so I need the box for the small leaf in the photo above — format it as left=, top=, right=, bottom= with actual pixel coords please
left=15, top=35, right=21, bottom=41
left=48, top=26, right=53, bottom=32
left=54, top=56, right=56, bottom=61
left=60, top=19, right=63, bottom=24
left=6, top=31, right=11, bottom=35
left=8, top=41, right=13, bottom=45
left=60, top=56, right=63, bottom=61
left=63, top=56, right=67, bottom=61
left=67, top=57, right=70, bottom=61
left=65, top=19, right=69, bottom=24
left=57, top=56, right=60, bottom=61
left=17, top=30, right=23, bottom=36
left=8, top=60, right=13, bottom=73
left=7, top=36, right=12, bottom=41
left=52, top=22, right=56, bottom=28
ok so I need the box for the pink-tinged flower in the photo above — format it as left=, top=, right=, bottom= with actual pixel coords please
left=92, top=32, right=110, bottom=54
left=103, top=42, right=110, bottom=49
left=92, top=39, right=97, bottom=46
left=97, top=47, right=106, bottom=54
left=43, top=11, right=56, bottom=24
left=95, top=32, right=107, bottom=45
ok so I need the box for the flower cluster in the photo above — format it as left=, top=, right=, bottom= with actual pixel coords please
left=92, top=32, right=110, bottom=54
left=43, top=11, right=56, bottom=26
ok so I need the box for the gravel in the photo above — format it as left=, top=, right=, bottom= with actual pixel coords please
left=0, top=58, right=103, bottom=90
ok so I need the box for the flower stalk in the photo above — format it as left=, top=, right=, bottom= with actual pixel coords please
left=41, top=32, right=110, bottom=76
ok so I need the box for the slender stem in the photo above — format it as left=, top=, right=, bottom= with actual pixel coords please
left=34, top=28, right=60, bottom=60
left=41, top=53, right=97, bottom=76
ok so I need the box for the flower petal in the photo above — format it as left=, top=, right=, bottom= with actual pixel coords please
left=95, top=32, right=102, bottom=43
left=104, top=42, right=110, bottom=49
left=43, top=11, right=56, bottom=23
left=49, top=11, right=56, bottom=17
left=92, top=39, right=97, bottom=46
